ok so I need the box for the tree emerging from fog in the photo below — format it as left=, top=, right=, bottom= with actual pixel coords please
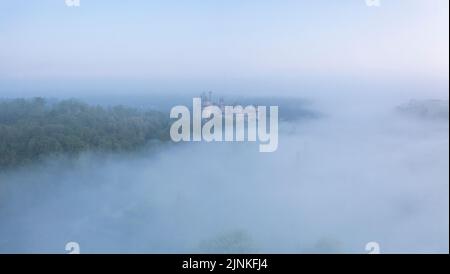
left=0, top=98, right=171, bottom=169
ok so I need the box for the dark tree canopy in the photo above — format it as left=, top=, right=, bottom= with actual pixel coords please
left=0, top=98, right=171, bottom=169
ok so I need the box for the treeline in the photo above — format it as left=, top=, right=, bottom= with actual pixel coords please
left=0, top=98, right=171, bottom=169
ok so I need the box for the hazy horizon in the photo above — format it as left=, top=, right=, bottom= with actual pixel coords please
left=1, top=0, right=448, bottom=99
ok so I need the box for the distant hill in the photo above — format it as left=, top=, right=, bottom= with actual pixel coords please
left=397, top=99, right=449, bottom=120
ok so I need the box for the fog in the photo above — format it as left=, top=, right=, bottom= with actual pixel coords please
left=1, top=0, right=448, bottom=255
left=0, top=92, right=448, bottom=254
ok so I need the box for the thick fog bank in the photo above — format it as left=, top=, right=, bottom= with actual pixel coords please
left=0, top=96, right=448, bottom=253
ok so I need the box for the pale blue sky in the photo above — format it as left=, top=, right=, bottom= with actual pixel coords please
left=0, top=0, right=448, bottom=96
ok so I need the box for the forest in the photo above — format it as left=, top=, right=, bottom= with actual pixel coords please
left=0, top=98, right=171, bottom=169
